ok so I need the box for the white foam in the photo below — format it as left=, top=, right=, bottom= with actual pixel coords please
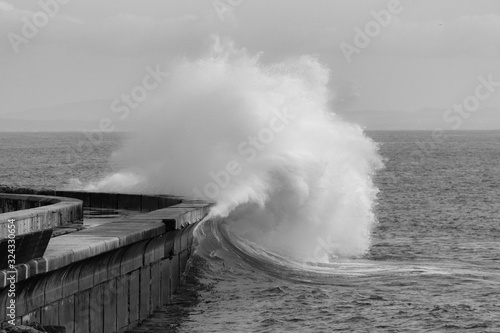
left=83, top=37, right=383, bottom=261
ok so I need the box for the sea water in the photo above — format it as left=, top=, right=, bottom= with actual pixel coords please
left=1, top=130, right=499, bottom=332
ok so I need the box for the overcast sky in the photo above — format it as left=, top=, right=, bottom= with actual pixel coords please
left=1, top=0, right=500, bottom=129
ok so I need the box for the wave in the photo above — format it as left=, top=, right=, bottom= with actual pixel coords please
left=191, top=218, right=465, bottom=284
left=81, top=36, right=383, bottom=262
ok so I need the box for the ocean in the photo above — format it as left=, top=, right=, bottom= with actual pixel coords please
left=1, top=131, right=499, bottom=332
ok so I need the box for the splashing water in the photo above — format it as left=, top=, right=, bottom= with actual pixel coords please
left=84, top=37, right=383, bottom=262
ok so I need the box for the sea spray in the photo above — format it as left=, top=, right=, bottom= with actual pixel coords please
left=84, top=37, right=383, bottom=261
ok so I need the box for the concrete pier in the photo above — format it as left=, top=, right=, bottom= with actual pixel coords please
left=0, top=189, right=211, bottom=333
left=0, top=193, right=83, bottom=239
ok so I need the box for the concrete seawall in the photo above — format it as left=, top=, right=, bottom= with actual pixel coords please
left=0, top=190, right=212, bottom=332
left=0, top=193, right=83, bottom=239
left=0, top=194, right=54, bottom=213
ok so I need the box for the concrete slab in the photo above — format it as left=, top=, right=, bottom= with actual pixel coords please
left=89, top=283, right=104, bottom=333
left=44, top=269, right=67, bottom=304
left=150, top=262, right=161, bottom=310
left=1, top=190, right=210, bottom=328
left=74, top=290, right=90, bottom=333
left=62, top=264, right=83, bottom=299
left=116, top=275, right=129, bottom=331
left=58, top=296, right=75, bottom=333
left=158, top=196, right=183, bottom=209
left=24, top=277, right=47, bottom=314
left=129, top=270, right=140, bottom=325
left=117, top=194, right=142, bottom=211
left=21, top=309, right=40, bottom=326
left=120, top=241, right=147, bottom=275
left=55, top=191, right=91, bottom=207
left=160, top=259, right=171, bottom=305
left=139, top=266, right=150, bottom=320
left=102, top=279, right=117, bottom=333
left=141, top=195, right=159, bottom=212
left=41, top=302, right=59, bottom=326
left=70, top=221, right=166, bottom=247
left=90, top=192, right=117, bottom=209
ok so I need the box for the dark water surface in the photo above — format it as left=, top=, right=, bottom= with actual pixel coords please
left=1, top=131, right=499, bottom=332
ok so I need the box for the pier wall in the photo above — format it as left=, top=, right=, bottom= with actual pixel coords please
left=0, top=193, right=83, bottom=239
left=0, top=190, right=211, bottom=333
left=0, top=194, right=52, bottom=213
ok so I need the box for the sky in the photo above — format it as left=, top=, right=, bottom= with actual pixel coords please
left=0, top=0, right=500, bottom=130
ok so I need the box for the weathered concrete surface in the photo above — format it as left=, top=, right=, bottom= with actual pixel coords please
left=0, top=194, right=83, bottom=239
left=0, top=195, right=51, bottom=214
left=0, top=230, right=53, bottom=271
left=0, top=190, right=212, bottom=333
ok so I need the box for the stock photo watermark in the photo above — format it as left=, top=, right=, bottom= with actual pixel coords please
left=306, top=74, right=499, bottom=263
left=340, top=0, right=408, bottom=64
left=411, top=73, right=499, bottom=165
left=6, top=218, right=16, bottom=326
left=65, top=65, right=168, bottom=168
left=7, top=0, right=71, bottom=54
left=442, top=74, right=500, bottom=130
left=213, top=0, right=243, bottom=21
left=193, top=107, right=296, bottom=199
